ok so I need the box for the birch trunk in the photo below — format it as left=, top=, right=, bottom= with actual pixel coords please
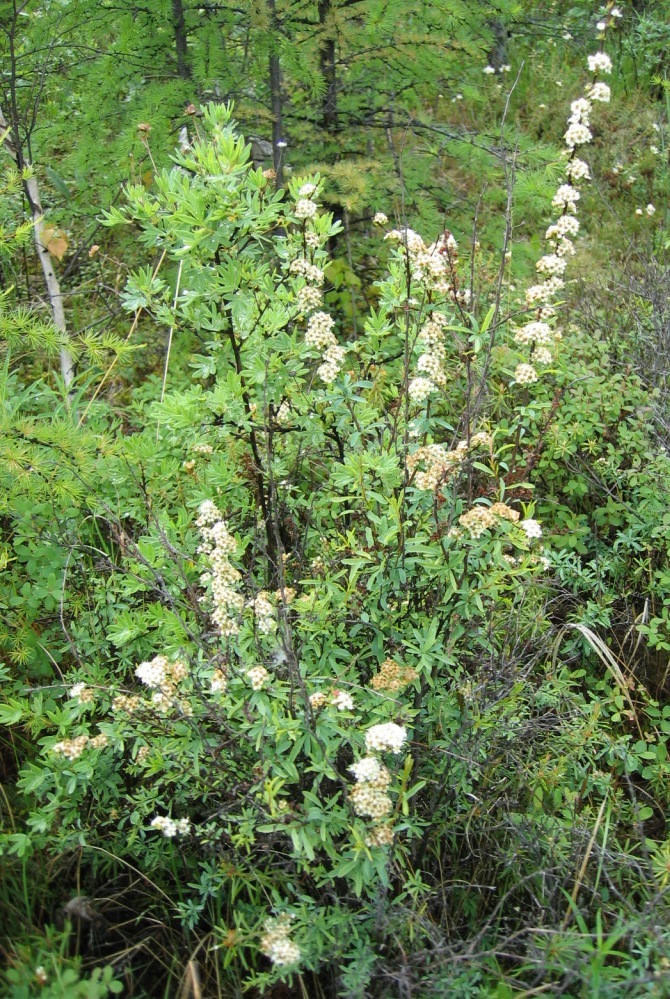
left=24, top=175, right=76, bottom=388
left=0, top=107, right=75, bottom=390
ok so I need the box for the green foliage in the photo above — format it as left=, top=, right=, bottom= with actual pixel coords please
left=1, top=6, right=670, bottom=997
left=2, top=925, right=122, bottom=999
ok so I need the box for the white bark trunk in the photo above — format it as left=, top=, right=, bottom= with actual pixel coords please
left=24, top=174, right=75, bottom=388
left=0, top=108, right=75, bottom=390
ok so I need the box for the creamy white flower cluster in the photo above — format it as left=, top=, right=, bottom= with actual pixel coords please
left=210, top=668, right=227, bottom=693
left=246, top=665, right=269, bottom=690
left=289, top=257, right=324, bottom=286
left=150, top=815, right=191, bottom=838
left=370, top=659, right=418, bottom=693
left=514, top=42, right=610, bottom=385
left=297, top=284, right=322, bottom=313
left=287, top=184, right=347, bottom=384
left=69, top=683, right=95, bottom=703
left=587, top=52, right=613, bottom=75
left=197, top=501, right=244, bottom=638
left=260, top=914, right=301, bottom=967
left=135, top=654, right=191, bottom=715
left=512, top=320, right=558, bottom=367
left=309, top=688, right=354, bottom=711
left=292, top=193, right=325, bottom=315
left=52, top=731, right=108, bottom=759
left=349, top=755, right=393, bottom=819
left=450, top=503, right=542, bottom=545
left=635, top=204, right=656, bottom=217
left=347, top=722, right=408, bottom=844
left=408, top=313, right=449, bottom=403
left=293, top=182, right=319, bottom=221
left=455, top=501, right=518, bottom=539
left=365, top=721, right=408, bottom=754
left=136, top=655, right=188, bottom=688
left=385, top=228, right=470, bottom=304
left=564, top=98, right=593, bottom=150
left=407, top=431, right=492, bottom=491
left=304, top=311, right=346, bottom=383
left=586, top=81, right=611, bottom=103
left=248, top=591, right=276, bottom=634
left=520, top=518, right=542, bottom=539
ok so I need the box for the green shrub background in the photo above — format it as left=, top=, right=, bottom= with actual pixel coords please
left=2, top=2, right=670, bottom=996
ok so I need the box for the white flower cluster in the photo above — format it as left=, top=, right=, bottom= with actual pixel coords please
left=308, top=688, right=354, bottom=711
left=52, top=731, right=108, bottom=759
left=458, top=505, right=497, bottom=538
left=365, top=823, right=394, bottom=847
left=513, top=321, right=554, bottom=346
left=536, top=253, right=568, bottom=277
left=563, top=95, right=593, bottom=149
left=134, top=655, right=190, bottom=714
left=332, top=689, right=354, bottom=711
left=564, top=122, right=592, bottom=149
left=150, top=815, right=191, bottom=838
left=247, top=665, right=269, bottom=691
left=304, top=311, right=346, bottom=383
left=347, top=722, right=408, bottom=843
left=260, top=914, right=301, bottom=967
left=69, top=683, right=95, bottom=703
left=297, top=284, right=323, bottom=313
left=247, top=591, right=276, bottom=634
left=289, top=257, right=324, bottom=286
left=451, top=503, right=542, bottom=545
left=552, top=184, right=580, bottom=211
left=349, top=756, right=393, bottom=819
left=514, top=362, right=539, bottom=384
left=565, top=157, right=591, bottom=182
left=365, top=721, right=408, bottom=754
left=520, top=518, right=542, bottom=539
left=407, top=432, right=492, bottom=491
left=524, top=276, right=565, bottom=308
left=586, top=81, right=611, bottom=103
left=305, top=311, right=336, bottom=350
left=587, top=52, right=613, bottom=75
left=211, top=668, right=227, bottom=693
left=408, top=377, right=434, bottom=404
left=275, top=400, right=291, bottom=424
left=112, top=693, right=141, bottom=714
left=294, top=198, right=318, bottom=220
left=514, top=42, right=608, bottom=382
left=197, top=501, right=244, bottom=638
left=546, top=214, right=580, bottom=242
left=385, top=228, right=469, bottom=303
left=408, top=313, right=449, bottom=403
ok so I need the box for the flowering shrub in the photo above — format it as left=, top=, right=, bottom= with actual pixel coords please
left=4, top=24, right=670, bottom=994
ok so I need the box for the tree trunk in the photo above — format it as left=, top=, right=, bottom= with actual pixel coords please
left=0, top=106, right=75, bottom=391
left=267, top=0, right=284, bottom=187
left=171, top=0, right=192, bottom=80
left=318, top=0, right=338, bottom=132
left=25, top=175, right=76, bottom=387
